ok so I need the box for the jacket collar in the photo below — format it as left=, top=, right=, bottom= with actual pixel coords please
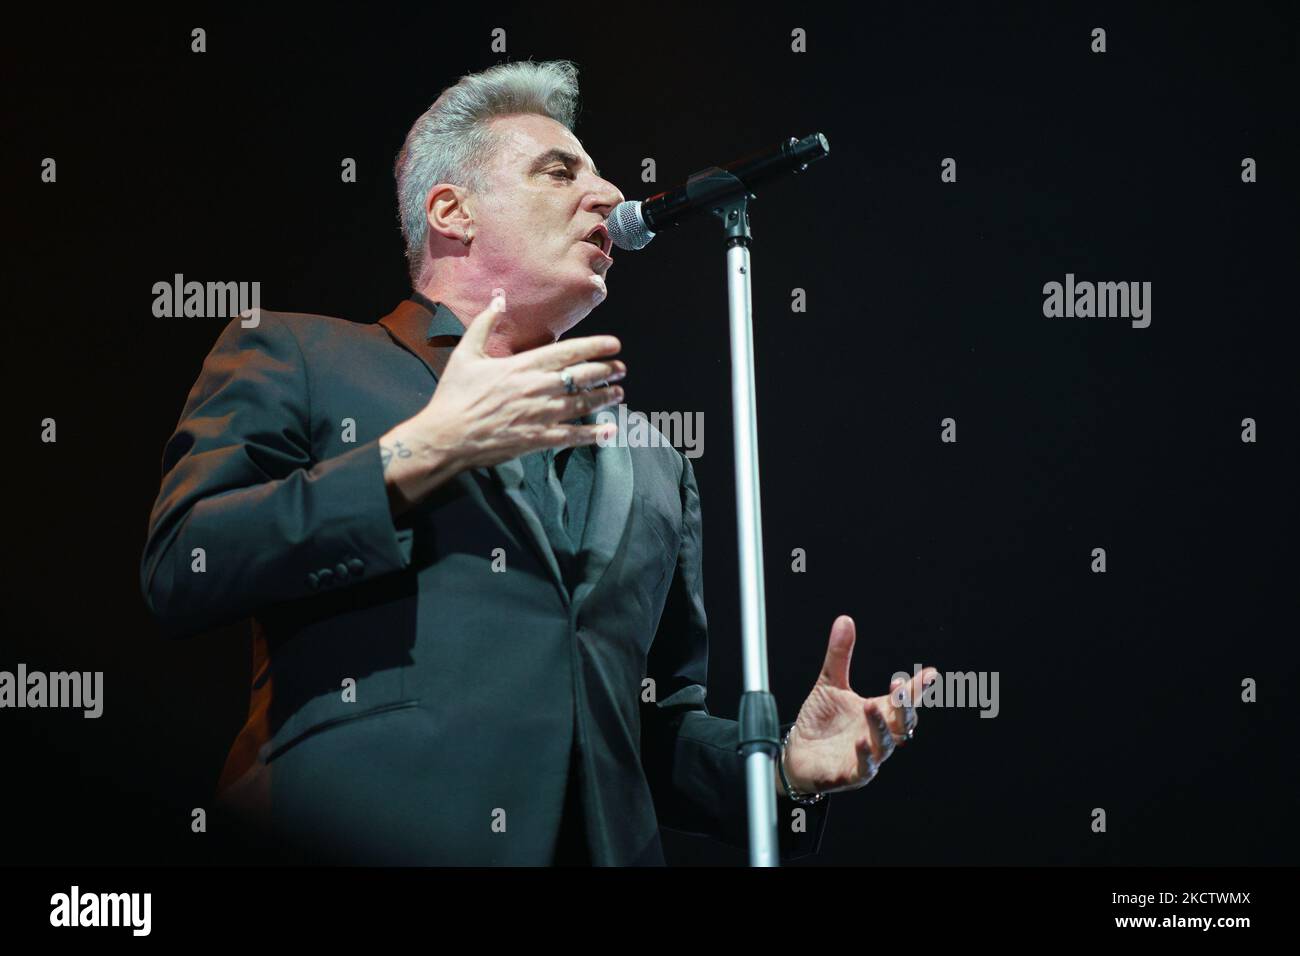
left=376, top=296, right=634, bottom=613
left=377, top=295, right=463, bottom=379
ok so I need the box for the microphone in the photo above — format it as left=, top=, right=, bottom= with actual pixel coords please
left=606, top=132, right=829, bottom=251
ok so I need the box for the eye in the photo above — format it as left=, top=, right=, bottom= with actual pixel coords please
left=548, top=168, right=576, bottom=180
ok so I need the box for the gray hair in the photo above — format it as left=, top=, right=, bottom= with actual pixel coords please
left=394, top=59, right=581, bottom=287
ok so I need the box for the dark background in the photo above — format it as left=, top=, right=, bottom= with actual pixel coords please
left=3, top=3, right=1296, bottom=866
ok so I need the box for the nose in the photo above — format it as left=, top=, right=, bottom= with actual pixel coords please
left=587, top=175, right=625, bottom=218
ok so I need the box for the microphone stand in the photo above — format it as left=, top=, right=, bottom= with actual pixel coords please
left=653, top=136, right=827, bottom=867
left=690, top=167, right=782, bottom=867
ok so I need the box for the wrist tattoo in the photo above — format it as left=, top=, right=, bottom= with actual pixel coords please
left=380, top=440, right=413, bottom=471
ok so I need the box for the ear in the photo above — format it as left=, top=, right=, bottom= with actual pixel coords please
left=425, top=183, right=474, bottom=244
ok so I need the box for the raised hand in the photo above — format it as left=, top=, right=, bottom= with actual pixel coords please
left=379, top=294, right=626, bottom=514
left=781, top=615, right=939, bottom=796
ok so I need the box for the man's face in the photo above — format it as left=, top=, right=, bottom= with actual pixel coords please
left=468, top=113, right=624, bottom=323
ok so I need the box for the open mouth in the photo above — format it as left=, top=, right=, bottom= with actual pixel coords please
left=580, top=223, right=613, bottom=257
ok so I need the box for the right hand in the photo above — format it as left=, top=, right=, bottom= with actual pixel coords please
left=416, top=294, right=626, bottom=470
left=379, top=295, right=627, bottom=516
left=379, top=295, right=626, bottom=515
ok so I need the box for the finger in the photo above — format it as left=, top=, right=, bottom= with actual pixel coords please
left=896, top=668, right=938, bottom=743
left=854, top=738, right=879, bottom=785
left=520, top=361, right=626, bottom=399
left=862, top=698, right=895, bottom=764
left=818, top=615, right=855, bottom=690
left=461, top=293, right=507, bottom=355
left=886, top=678, right=917, bottom=742
left=550, top=359, right=627, bottom=392
left=519, top=333, right=622, bottom=372
left=534, top=384, right=625, bottom=423
left=538, top=421, right=618, bottom=450
left=902, top=667, right=939, bottom=711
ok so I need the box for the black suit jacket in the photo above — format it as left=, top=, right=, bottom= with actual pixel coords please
left=140, top=297, right=831, bottom=865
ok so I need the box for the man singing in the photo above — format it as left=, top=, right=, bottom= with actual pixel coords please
left=140, top=58, right=938, bottom=865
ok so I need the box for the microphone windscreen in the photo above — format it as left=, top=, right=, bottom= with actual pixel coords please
left=607, top=200, right=655, bottom=251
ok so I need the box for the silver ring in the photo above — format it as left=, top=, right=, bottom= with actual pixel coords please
left=559, top=367, right=576, bottom=394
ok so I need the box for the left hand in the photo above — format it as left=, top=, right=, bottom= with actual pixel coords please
left=781, top=615, right=939, bottom=796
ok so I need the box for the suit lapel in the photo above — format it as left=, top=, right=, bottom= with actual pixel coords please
left=376, top=297, right=638, bottom=612
left=572, top=421, right=634, bottom=618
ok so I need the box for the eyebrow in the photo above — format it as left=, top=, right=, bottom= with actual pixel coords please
left=528, top=147, right=601, bottom=180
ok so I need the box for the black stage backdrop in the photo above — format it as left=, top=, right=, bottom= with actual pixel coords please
left=3, top=3, right=1296, bottom=870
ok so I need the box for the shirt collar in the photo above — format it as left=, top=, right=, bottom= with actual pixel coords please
left=408, top=291, right=467, bottom=340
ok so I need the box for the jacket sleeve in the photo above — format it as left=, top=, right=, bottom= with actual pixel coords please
left=140, top=312, right=414, bottom=639
left=639, top=454, right=831, bottom=861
